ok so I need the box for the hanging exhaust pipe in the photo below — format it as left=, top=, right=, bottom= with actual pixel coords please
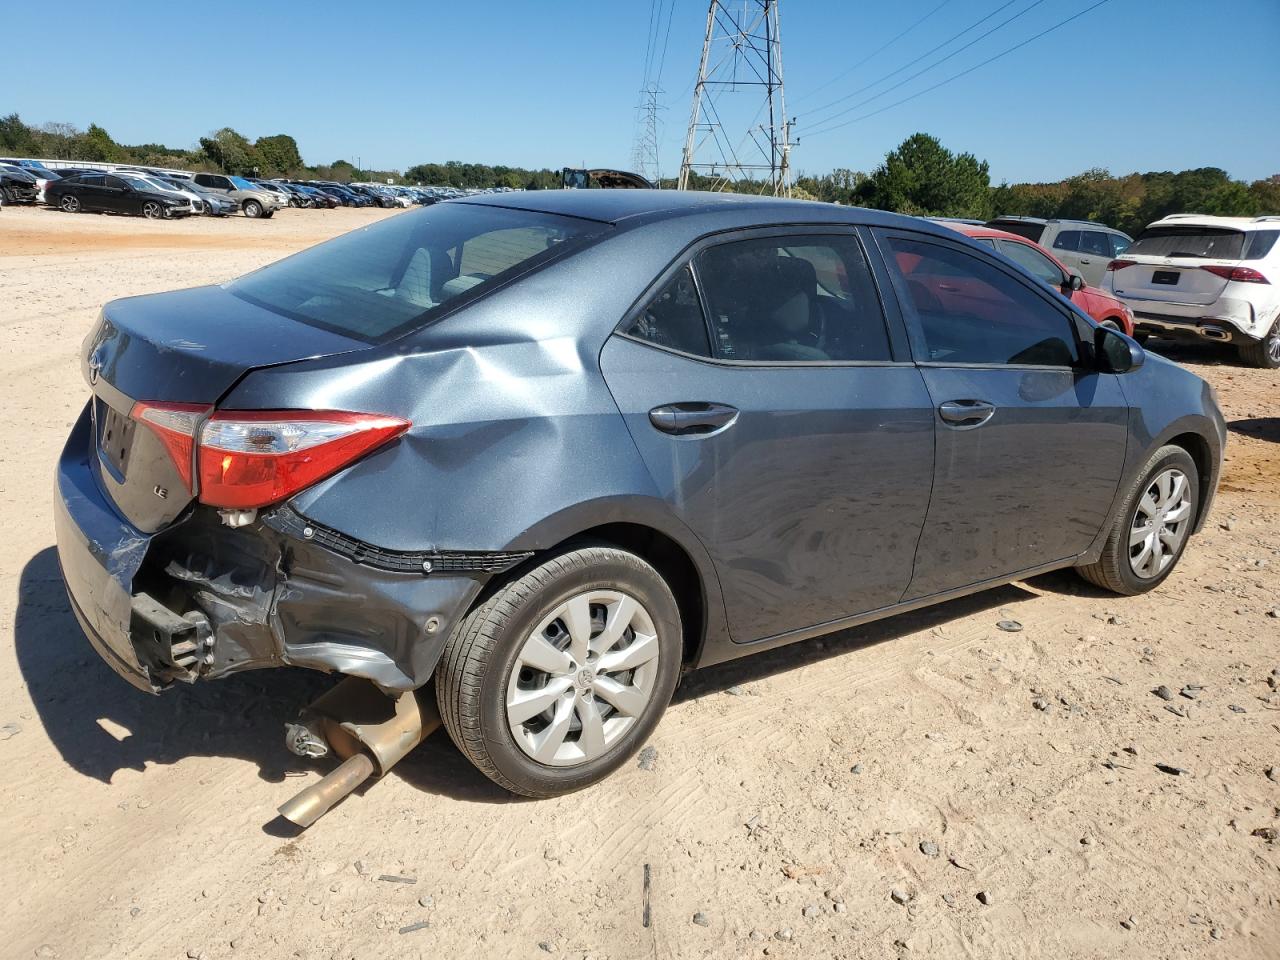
left=278, top=676, right=441, bottom=828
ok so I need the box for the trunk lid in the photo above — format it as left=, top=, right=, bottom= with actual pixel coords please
left=83, top=284, right=370, bottom=532
left=1110, top=225, right=1244, bottom=306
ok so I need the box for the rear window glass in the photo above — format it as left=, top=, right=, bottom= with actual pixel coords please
left=988, top=220, right=1045, bottom=243
left=229, top=203, right=607, bottom=342
left=1128, top=226, right=1245, bottom=260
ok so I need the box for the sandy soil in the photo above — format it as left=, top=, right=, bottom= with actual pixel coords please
left=1, top=204, right=1277, bottom=960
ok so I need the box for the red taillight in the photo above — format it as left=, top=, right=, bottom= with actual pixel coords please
left=196, top=410, right=410, bottom=509
left=130, top=401, right=211, bottom=490
left=1201, top=264, right=1269, bottom=284
left=130, top=404, right=410, bottom=508
left=1105, top=259, right=1137, bottom=272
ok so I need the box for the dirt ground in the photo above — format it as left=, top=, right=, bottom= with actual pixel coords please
left=1, top=204, right=1277, bottom=960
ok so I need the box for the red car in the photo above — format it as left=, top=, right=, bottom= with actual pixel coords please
left=938, top=222, right=1135, bottom=336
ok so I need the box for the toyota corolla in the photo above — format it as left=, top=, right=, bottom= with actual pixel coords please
left=55, top=191, right=1225, bottom=809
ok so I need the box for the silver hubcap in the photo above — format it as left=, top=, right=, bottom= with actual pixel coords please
left=1267, top=323, right=1280, bottom=363
left=1129, top=468, right=1191, bottom=578
left=144, top=203, right=160, bottom=218
left=505, top=590, right=660, bottom=767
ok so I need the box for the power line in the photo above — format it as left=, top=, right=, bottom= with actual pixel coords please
left=794, top=0, right=954, bottom=105
left=654, top=0, right=678, bottom=85
left=640, top=0, right=660, bottom=86
left=802, top=0, right=1040, bottom=126
left=804, top=0, right=1113, bottom=139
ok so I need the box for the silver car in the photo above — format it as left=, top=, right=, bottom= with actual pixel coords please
left=191, top=172, right=283, bottom=218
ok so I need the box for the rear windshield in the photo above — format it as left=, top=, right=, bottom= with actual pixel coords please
left=1128, top=226, right=1245, bottom=260
left=228, top=203, right=608, bottom=342
left=988, top=220, right=1045, bottom=243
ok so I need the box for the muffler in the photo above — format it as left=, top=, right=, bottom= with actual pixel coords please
left=1198, top=324, right=1232, bottom=342
left=278, top=676, right=440, bottom=828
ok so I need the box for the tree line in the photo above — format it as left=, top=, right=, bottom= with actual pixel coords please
left=3, top=114, right=1275, bottom=233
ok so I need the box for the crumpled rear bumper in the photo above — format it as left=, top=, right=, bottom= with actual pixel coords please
left=54, top=404, right=501, bottom=694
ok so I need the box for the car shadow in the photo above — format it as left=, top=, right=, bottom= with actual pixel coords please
left=1228, top=417, right=1280, bottom=444
left=18, top=546, right=1078, bottom=812
left=1144, top=338, right=1245, bottom=368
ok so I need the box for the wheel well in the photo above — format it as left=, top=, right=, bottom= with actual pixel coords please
left=1167, top=431, right=1213, bottom=526
left=563, top=523, right=705, bottom=666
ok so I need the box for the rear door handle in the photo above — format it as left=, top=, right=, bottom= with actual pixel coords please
left=938, top=399, right=996, bottom=428
left=649, top=402, right=739, bottom=436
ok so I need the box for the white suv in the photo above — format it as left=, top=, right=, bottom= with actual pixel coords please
left=1102, top=214, right=1280, bottom=368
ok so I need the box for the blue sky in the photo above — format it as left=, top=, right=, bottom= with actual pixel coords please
left=6, top=0, right=1278, bottom=183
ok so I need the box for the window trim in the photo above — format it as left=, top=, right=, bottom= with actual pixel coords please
left=869, top=227, right=1090, bottom=371
left=612, top=224, right=910, bottom=368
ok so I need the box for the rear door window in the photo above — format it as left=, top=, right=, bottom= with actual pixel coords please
left=1078, top=231, right=1111, bottom=256
left=886, top=235, right=1079, bottom=367
left=229, top=203, right=608, bottom=342
left=694, top=234, right=892, bottom=362
left=1109, top=234, right=1130, bottom=256
left=1052, top=230, right=1082, bottom=252
left=1127, top=226, right=1245, bottom=259
left=996, top=239, right=1065, bottom=286
left=624, top=266, right=711, bottom=357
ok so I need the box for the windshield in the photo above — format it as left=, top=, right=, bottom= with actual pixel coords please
left=229, top=176, right=257, bottom=190
left=124, top=176, right=163, bottom=192
left=1128, top=226, right=1245, bottom=260
left=229, top=203, right=608, bottom=342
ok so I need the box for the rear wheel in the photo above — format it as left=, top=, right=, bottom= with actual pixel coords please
left=1077, top=445, right=1199, bottom=595
left=1237, top=317, right=1280, bottom=369
left=60, top=194, right=81, bottom=213
left=141, top=201, right=164, bottom=219
left=243, top=199, right=262, bottom=218
left=436, top=545, right=682, bottom=797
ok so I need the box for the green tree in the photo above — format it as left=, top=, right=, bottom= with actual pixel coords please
left=862, top=133, right=992, bottom=218
left=0, top=113, right=39, bottom=154
left=254, top=134, right=303, bottom=176
left=73, top=123, right=125, bottom=162
left=198, top=127, right=255, bottom=174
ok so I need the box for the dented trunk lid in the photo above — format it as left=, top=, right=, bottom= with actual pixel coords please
left=82, top=284, right=370, bottom=533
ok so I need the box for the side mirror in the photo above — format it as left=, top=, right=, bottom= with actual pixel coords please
left=1094, top=325, right=1144, bottom=374
left=1066, top=272, right=1085, bottom=292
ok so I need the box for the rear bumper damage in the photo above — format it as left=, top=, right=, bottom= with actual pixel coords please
left=55, top=405, right=526, bottom=694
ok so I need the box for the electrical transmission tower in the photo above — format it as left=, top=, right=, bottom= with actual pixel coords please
left=632, top=83, right=665, bottom=185
left=678, top=0, right=793, bottom=196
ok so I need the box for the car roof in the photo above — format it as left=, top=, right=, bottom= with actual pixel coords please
left=455, top=188, right=924, bottom=230
left=1147, top=214, right=1280, bottom=231
left=939, top=222, right=1039, bottom=244
left=988, top=215, right=1119, bottom=231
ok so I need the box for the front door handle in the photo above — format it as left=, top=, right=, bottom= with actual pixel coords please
left=938, top=399, right=996, bottom=428
left=1078, top=257, right=1093, bottom=264
left=649, top=402, right=739, bottom=436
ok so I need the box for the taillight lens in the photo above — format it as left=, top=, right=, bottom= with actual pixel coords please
left=131, top=401, right=212, bottom=490
left=1105, top=259, right=1137, bottom=272
left=130, top=404, right=409, bottom=509
left=1201, top=265, right=1269, bottom=284
left=197, top=411, right=410, bottom=509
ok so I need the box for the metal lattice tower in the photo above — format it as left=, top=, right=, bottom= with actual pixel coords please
left=678, top=0, right=793, bottom=195
left=632, top=83, right=665, bottom=185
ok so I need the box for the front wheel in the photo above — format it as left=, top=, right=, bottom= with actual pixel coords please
left=141, top=201, right=164, bottom=219
left=1237, top=318, right=1280, bottom=369
left=436, top=546, right=682, bottom=797
left=1076, top=445, right=1199, bottom=595
left=242, top=199, right=262, bottom=218
left=60, top=194, right=81, bottom=213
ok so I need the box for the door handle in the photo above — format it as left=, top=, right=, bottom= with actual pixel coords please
left=938, top=400, right=996, bottom=428
left=649, top=402, right=739, bottom=436
left=1078, top=257, right=1093, bottom=264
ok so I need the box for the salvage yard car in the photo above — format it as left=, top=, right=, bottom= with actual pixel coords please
left=45, top=172, right=193, bottom=218
left=55, top=191, right=1225, bottom=805
left=190, top=172, right=283, bottom=218
left=1102, top=214, right=1280, bottom=368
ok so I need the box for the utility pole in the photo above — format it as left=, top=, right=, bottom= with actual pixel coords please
left=678, top=0, right=794, bottom=196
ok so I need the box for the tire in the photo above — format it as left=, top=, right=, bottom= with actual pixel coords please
left=436, top=545, right=682, bottom=797
left=60, top=194, right=81, bottom=213
left=1237, top=317, right=1280, bottom=369
left=242, top=199, right=262, bottom=219
left=141, top=201, right=164, bottom=220
left=262, top=209, right=274, bottom=219
left=1099, top=319, right=1121, bottom=331
left=1077, top=444, right=1199, bottom=595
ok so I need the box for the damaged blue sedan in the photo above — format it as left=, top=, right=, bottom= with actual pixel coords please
left=55, top=190, right=1224, bottom=816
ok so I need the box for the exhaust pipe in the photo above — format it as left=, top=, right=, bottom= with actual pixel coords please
left=278, top=676, right=441, bottom=828
left=1198, top=324, right=1232, bottom=342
